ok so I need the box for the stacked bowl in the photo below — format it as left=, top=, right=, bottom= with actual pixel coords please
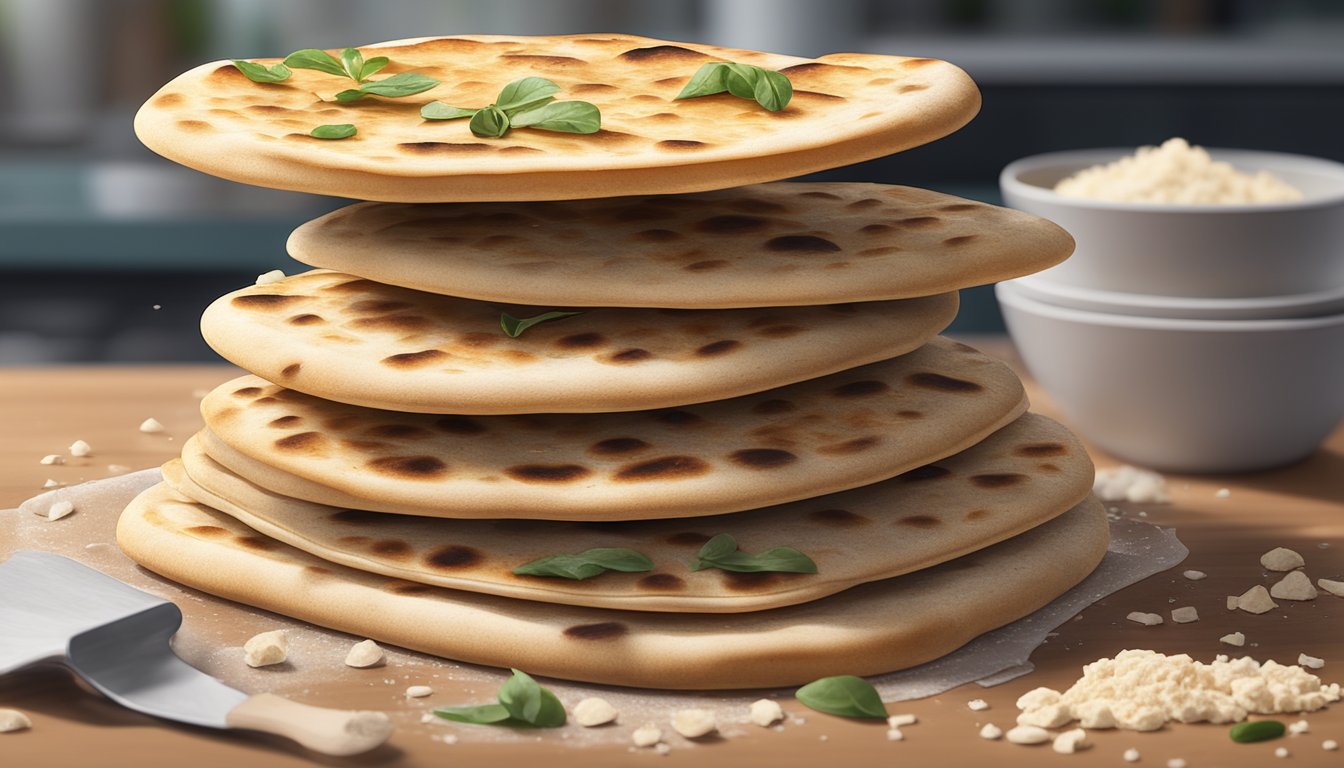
left=998, top=148, right=1344, bottom=473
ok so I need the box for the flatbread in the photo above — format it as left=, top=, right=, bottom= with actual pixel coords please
left=200, top=270, right=957, bottom=414
left=288, top=183, right=1073, bottom=308
left=133, top=34, right=980, bottom=202
left=199, top=337, right=1029, bottom=521
left=117, top=484, right=1107, bottom=689
left=166, top=413, right=1092, bottom=613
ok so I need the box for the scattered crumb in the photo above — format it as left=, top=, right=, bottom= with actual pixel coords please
left=242, top=630, right=288, bottom=668
left=1319, top=579, right=1344, bottom=598
left=1324, top=739, right=1339, bottom=751
left=1289, top=719, right=1309, bottom=735
left=440, top=733, right=458, bottom=745
left=1168, top=759, right=1187, bottom=768
left=1227, top=595, right=1240, bottom=611
left=1272, top=571, right=1318, bottom=601
left=106, top=464, right=131, bottom=475
left=1215, top=488, right=1231, bottom=498
left=69, top=439, right=92, bottom=457
left=0, top=709, right=32, bottom=733
left=885, top=728, right=904, bottom=741
left=979, top=723, right=1003, bottom=740
left=1170, top=606, right=1199, bottom=624
left=671, top=709, right=716, bottom=739
left=1093, top=465, right=1169, bottom=503
left=138, top=417, right=166, bottom=434
left=1220, top=632, right=1247, bottom=647
left=1052, top=728, right=1089, bottom=754
left=573, top=697, right=618, bottom=727
left=655, top=742, right=671, bottom=755
left=344, top=639, right=383, bottom=668
left=1127, top=611, right=1164, bottom=626
left=39, top=454, right=63, bottom=466
left=255, top=269, right=285, bottom=286
left=42, top=479, right=65, bottom=489
left=968, top=699, right=990, bottom=711
left=887, top=713, right=917, bottom=728
left=1124, top=747, right=1141, bottom=762
left=1183, top=570, right=1207, bottom=580
left=1298, top=653, right=1325, bottom=670
left=749, top=699, right=783, bottom=727
left=1275, top=746, right=1290, bottom=758
left=1261, top=547, right=1305, bottom=572
left=152, top=304, right=161, bottom=310
left=631, top=723, right=662, bottom=748
left=1236, top=585, right=1279, bottom=614
left=1006, top=724, right=1051, bottom=744
left=405, top=685, right=433, bottom=698
left=43, top=500, right=75, bottom=521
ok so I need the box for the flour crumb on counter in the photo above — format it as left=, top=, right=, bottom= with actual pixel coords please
left=1093, top=465, right=1170, bottom=503
left=344, top=639, right=384, bottom=668
left=979, top=723, right=1003, bottom=740
left=0, top=709, right=32, bottom=733
left=967, top=698, right=989, bottom=711
left=1298, top=653, right=1325, bottom=670
left=573, top=697, right=618, bottom=727
left=887, top=713, right=917, bottom=728
left=671, top=709, right=717, bottom=739
left=1220, top=632, right=1247, bottom=647
left=138, top=417, right=166, bottom=434
left=1167, top=758, right=1187, bottom=768
left=1261, top=547, right=1305, bottom=572
left=885, top=727, right=904, bottom=741
left=1123, top=747, right=1141, bottom=762
left=1216, top=488, right=1231, bottom=498
left=631, top=723, right=663, bottom=748
left=1183, top=570, right=1207, bottom=580
left=1236, top=585, right=1279, bottom=614
left=749, top=698, right=784, bottom=727
left=1288, top=719, right=1309, bottom=735
left=405, top=685, right=433, bottom=698
left=36, top=500, right=75, bottom=521
left=1052, top=728, right=1089, bottom=754
left=1319, top=579, right=1344, bottom=597
left=1275, top=746, right=1290, bottom=758
left=69, top=439, right=92, bottom=457
left=1170, top=606, right=1199, bottom=624
left=1325, top=739, right=1340, bottom=750
left=1005, top=724, right=1051, bottom=744
left=243, top=630, right=288, bottom=668
left=42, top=479, right=65, bottom=489
left=1126, top=611, right=1164, bottom=626
left=38, top=454, right=64, bottom=465
left=1271, top=571, right=1318, bottom=601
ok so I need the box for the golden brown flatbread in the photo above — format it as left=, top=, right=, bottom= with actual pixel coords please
left=287, top=183, right=1072, bottom=308
left=200, top=270, right=957, bottom=414
left=166, top=413, right=1093, bottom=613
left=117, top=482, right=1107, bottom=689
left=198, top=337, right=1029, bottom=521
left=133, top=34, right=980, bottom=202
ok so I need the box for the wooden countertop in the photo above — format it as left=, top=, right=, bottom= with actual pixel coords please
left=2, top=342, right=1342, bottom=767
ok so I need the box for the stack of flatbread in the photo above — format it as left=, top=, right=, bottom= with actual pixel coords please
left=124, top=34, right=1102, bottom=689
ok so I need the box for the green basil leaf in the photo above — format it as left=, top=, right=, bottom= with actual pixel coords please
left=675, top=62, right=730, bottom=99
left=513, top=548, right=654, bottom=580
left=754, top=69, right=794, bottom=111
left=470, top=105, right=511, bottom=138
left=338, top=47, right=364, bottom=82
left=334, top=88, right=366, bottom=103
left=309, top=123, right=357, bottom=140
left=495, top=76, right=561, bottom=113
left=499, top=669, right=566, bottom=727
left=357, top=72, right=440, bottom=98
left=508, top=101, right=601, bottom=134
left=282, top=48, right=347, bottom=77
left=359, top=56, right=389, bottom=81
left=499, top=310, right=582, bottom=337
left=722, top=63, right=761, bottom=100
left=231, top=59, right=292, bottom=83
left=433, top=703, right=512, bottom=724
left=796, top=675, right=887, bottom=719
left=421, top=102, right=478, bottom=121
left=696, top=533, right=739, bottom=563
left=1230, top=720, right=1286, bottom=743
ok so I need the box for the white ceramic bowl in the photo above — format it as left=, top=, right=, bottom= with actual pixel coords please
left=1000, top=149, right=1344, bottom=298
left=996, top=280, right=1344, bottom=472
left=1010, top=275, right=1344, bottom=321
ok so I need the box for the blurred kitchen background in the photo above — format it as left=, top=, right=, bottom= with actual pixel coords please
left=2, top=0, right=1342, bottom=363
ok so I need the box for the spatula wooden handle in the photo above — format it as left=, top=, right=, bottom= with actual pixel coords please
left=225, top=693, right=393, bottom=756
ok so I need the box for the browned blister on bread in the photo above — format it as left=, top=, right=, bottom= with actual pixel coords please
left=133, top=34, right=980, bottom=201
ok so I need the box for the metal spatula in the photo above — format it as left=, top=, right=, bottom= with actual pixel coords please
left=0, top=550, right=392, bottom=756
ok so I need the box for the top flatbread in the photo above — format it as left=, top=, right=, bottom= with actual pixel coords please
left=198, top=337, right=1028, bottom=520
left=288, top=183, right=1074, bottom=308
left=133, top=34, right=980, bottom=202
